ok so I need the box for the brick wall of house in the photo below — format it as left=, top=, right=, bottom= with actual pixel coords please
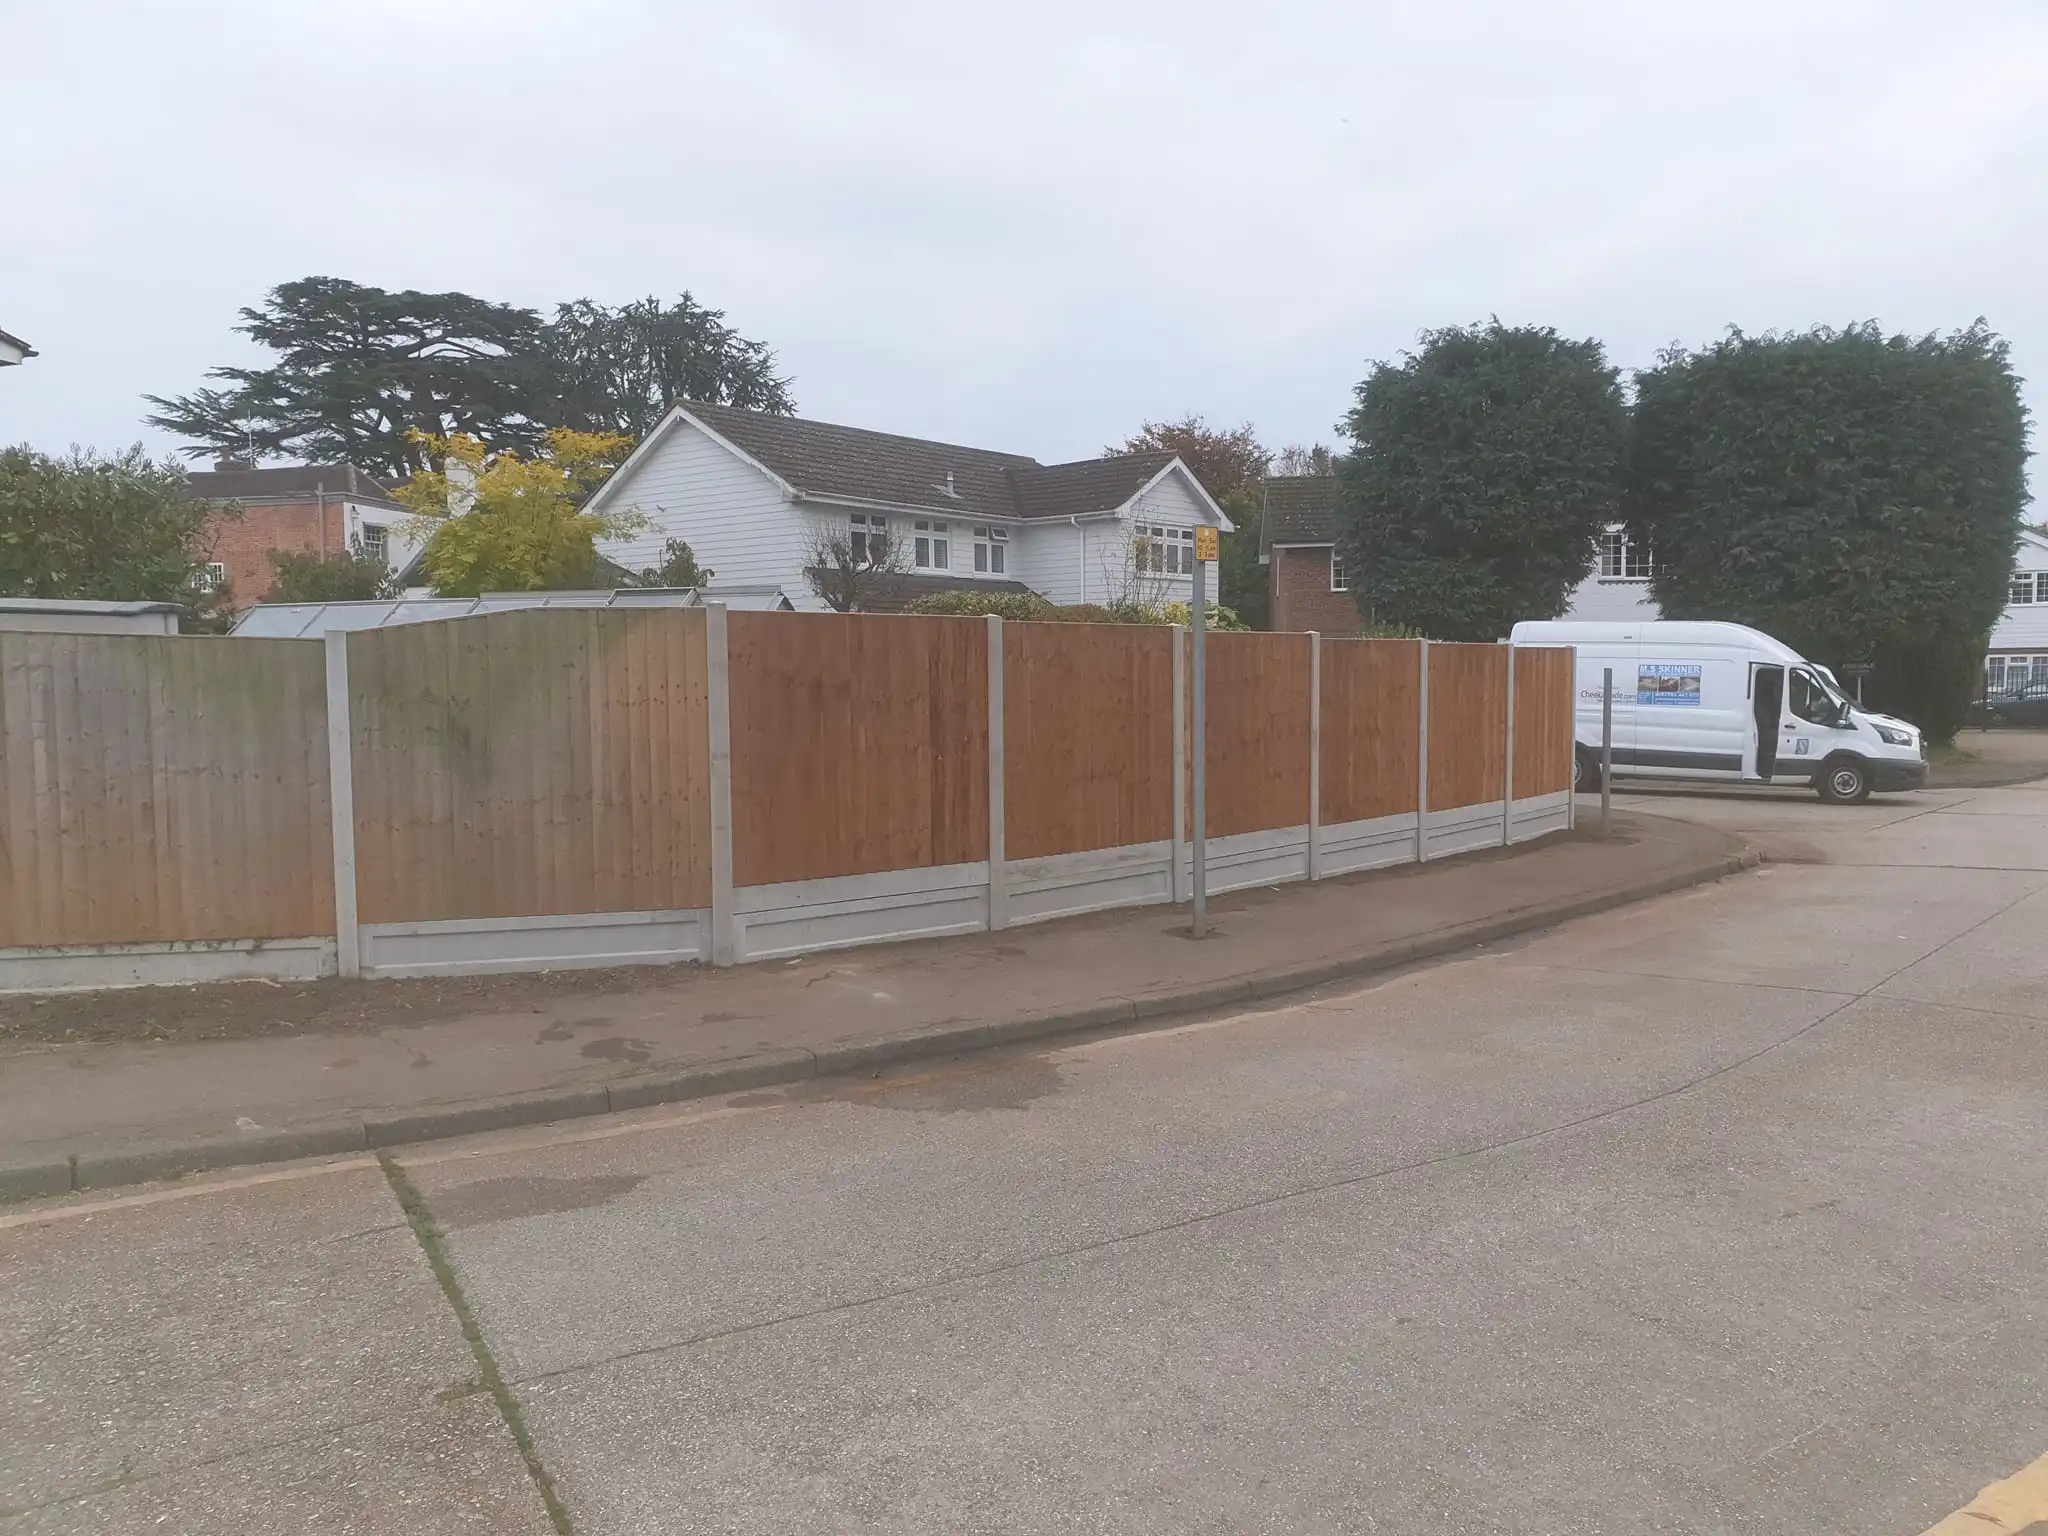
left=1270, top=545, right=1362, bottom=634
left=204, top=499, right=352, bottom=609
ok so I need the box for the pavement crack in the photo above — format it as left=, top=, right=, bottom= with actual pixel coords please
left=380, top=1153, right=575, bottom=1535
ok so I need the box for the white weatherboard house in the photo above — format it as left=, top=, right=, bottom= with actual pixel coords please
left=1987, top=528, right=2048, bottom=691
left=1573, top=524, right=2048, bottom=690
left=581, top=401, right=1232, bottom=612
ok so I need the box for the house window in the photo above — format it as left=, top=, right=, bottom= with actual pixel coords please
left=1987, top=655, right=2048, bottom=694
left=973, top=526, right=1008, bottom=575
left=1138, top=525, right=1195, bottom=576
left=196, top=562, right=226, bottom=593
left=914, top=519, right=949, bottom=570
left=850, top=513, right=888, bottom=566
left=1329, top=551, right=1350, bottom=592
left=2010, top=572, right=2036, bottom=605
left=1598, top=528, right=1651, bottom=581
left=359, top=525, right=388, bottom=566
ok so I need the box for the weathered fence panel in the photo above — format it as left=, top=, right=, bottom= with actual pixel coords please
left=1203, top=631, right=1314, bottom=837
left=348, top=610, right=713, bottom=929
left=0, top=634, right=332, bottom=951
left=1426, top=643, right=1510, bottom=810
left=1320, top=639, right=1422, bottom=824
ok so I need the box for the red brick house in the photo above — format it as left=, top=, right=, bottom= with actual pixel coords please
left=181, top=463, right=413, bottom=609
left=1260, top=474, right=1361, bottom=633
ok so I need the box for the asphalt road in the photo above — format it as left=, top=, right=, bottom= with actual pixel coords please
left=5, top=780, right=2047, bottom=1534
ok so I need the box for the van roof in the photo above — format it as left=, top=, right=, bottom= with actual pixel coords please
left=1510, top=618, right=1807, bottom=665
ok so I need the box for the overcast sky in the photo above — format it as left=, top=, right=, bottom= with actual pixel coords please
left=3, top=0, right=2042, bottom=483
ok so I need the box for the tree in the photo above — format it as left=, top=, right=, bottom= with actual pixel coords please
left=145, top=278, right=551, bottom=478
left=640, top=537, right=715, bottom=588
left=1337, top=322, right=1627, bottom=642
left=803, top=519, right=910, bottom=612
left=394, top=429, right=646, bottom=596
left=1272, top=443, right=1334, bottom=477
left=1106, top=415, right=1270, bottom=501
left=545, top=295, right=794, bottom=437
left=0, top=444, right=233, bottom=624
left=1215, top=488, right=1270, bottom=630
left=1628, top=321, right=2029, bottom=740
left=146, top=280, right=797, bottom=479
left=267, top=539, right=399, bottom=603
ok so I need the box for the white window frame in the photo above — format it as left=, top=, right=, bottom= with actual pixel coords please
left=973, top=525, right=1008, bottom=575
left=358, top=524, right=389, bottom=566
left=1988, top=654, right=2048, bottom=692
left=914, top=519, right=949, bottom=571
left=197, top=562, right=226, bottom=593
left=849, top=512, right=888, bottom=567
left=1598, top=528, right=1651, bottom=582
left=1329, top=550, right=1350, bottom=592
left=2010, top=571, right=2036, bottom=605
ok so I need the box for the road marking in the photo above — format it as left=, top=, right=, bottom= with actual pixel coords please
left=1922, top=1449, right=2048, bottom=1534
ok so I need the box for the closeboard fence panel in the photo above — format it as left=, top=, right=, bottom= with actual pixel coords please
left=1319, top=638, right=1423, bottom=824
left=0, top=634, right=333, bottom=947
left=348, top=609, right=713, bottom=925
left=1425, top=644, right=1510, bottom=811
left=1514, top=646, right=1576, bottom=797
left=729, top=612, right=988, bottom=888
left=1201, top=631, right=1315, bottom=837
left=1003, top=622, right=1174, bottom=861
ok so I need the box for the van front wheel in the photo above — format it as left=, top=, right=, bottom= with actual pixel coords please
left=1817, top=756, right=1872, bottom=805
left=1574, top=748, right=1603, bottom=792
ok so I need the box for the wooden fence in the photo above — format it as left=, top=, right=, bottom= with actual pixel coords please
left=0, top=615, right=1574, bottom=988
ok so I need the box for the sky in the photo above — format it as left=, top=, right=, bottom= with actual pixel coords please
left=3, top=0, right=2043, bottom=486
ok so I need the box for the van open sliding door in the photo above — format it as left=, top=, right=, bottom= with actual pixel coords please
left=1749, top=664, right=1785, bottom=779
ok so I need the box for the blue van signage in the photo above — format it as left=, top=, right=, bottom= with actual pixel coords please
left=1638, top=662, right=1702, bottom=706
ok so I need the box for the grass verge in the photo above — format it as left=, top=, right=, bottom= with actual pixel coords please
left=380, top=1152, right=574, bottom=1535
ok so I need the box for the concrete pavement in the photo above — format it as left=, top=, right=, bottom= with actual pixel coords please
left=3, top=777, right=2046, bottom=1532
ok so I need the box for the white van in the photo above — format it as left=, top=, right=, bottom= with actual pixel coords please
left=1508, top=619, right=1928, bottom=804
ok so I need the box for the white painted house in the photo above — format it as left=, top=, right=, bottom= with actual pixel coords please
left=581, top=401, right=1232, bottom=612
left=1985, top=527, right=2048, bottom=692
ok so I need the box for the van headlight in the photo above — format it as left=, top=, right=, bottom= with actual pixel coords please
left=1873, top=723, right=1913, bottom=747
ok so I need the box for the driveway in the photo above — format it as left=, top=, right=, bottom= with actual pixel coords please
left=4, top=778, right=2046, bottom=1533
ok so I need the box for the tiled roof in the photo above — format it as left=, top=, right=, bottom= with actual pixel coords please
left=182, top=464, right=400, bottom=505
left=678, top=401, right=1186, bottom=522
left=1262, top=475, right=1339, bottom=548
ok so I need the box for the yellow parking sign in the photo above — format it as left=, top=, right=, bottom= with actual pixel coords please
left=1193, top=526, right=1218, bottom=563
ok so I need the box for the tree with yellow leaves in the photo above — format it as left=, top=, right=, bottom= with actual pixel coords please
left=395, top=429, right=647, bottom=596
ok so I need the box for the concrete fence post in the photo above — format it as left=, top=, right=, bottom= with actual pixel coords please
left=1307, top=632, right=1323, bottom=881
left=986, top=615, right=1007, bottom=931
left=706, top=604, right=736, bottom=966
left=1502, top=641, right=1516, bottom=846
left=323, top=630, right=361, bottom=979
left=1415, top=638, right=1431, bottom=864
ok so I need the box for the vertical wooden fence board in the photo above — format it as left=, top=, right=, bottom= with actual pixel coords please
left=728, top=612, right=988, bottom=888
left=1514, top=646, right=1576, bottom=796
left=349, top=609, right=712, bottom=925
left=1318, top=639, right=1424, bottom=823
left=0, top=634, right=333, bottom=948
left=1426, top=644, right=1510, bottom=810
left=1002, top=622, right=1174, bottom=861
left=1203, top=631, right=1314, bottom=838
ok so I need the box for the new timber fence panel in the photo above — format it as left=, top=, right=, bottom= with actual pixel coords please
left=1425, top=644, right=1510, bottom=811
left=1318, top=639, right=1423, bottom=824
left=1003, top=622, right=1174, bottom=861
left=1514, top=646, right=1576, bottom=797
left=728, top=612, right=988, bottom=890
left=1201, top=631, right=1314, bottom=838
left=347, top=609, right=713, bottom=927
left=0, top=633, right=333, bottom=948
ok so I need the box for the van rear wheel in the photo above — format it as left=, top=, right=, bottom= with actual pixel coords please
left=1817, top=756, right=1872, bottom=805
left=1574, top=748, right=1602, bottom=792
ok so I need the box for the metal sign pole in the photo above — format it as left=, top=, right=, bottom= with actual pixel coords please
left=1190, top=541, right=1209, bottom=938
left=1600, top=665, right=1614, bottom=838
